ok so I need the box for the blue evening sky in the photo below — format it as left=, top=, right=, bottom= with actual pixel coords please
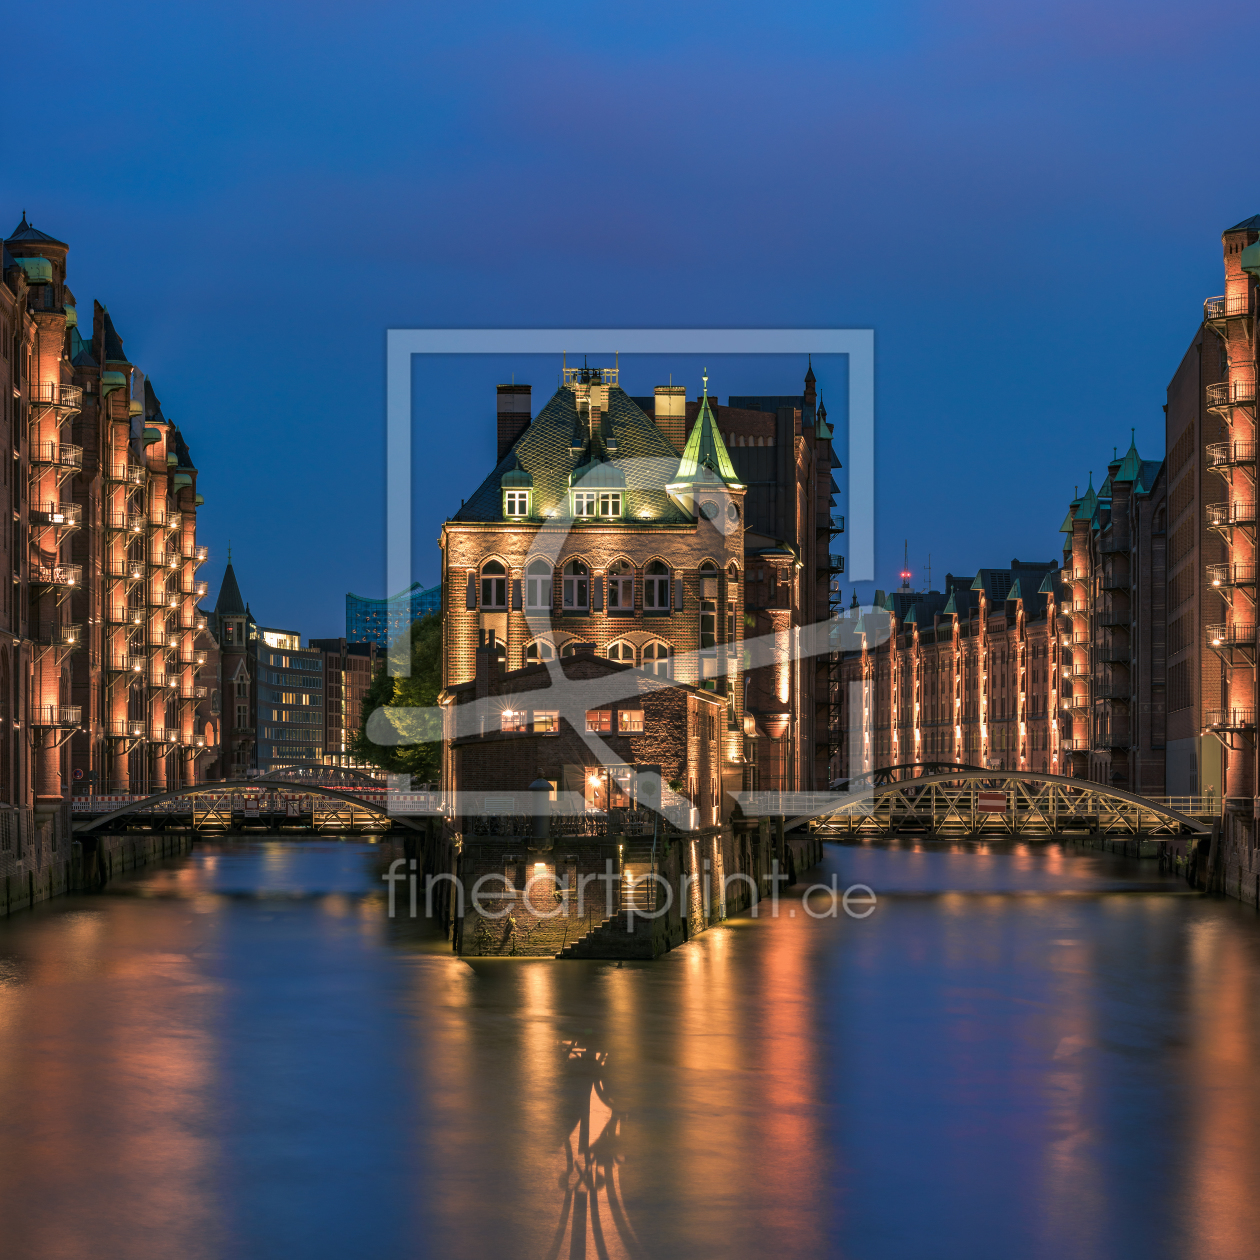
left=4, top=0, right=1257, bottom=636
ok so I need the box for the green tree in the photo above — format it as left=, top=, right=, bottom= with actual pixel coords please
left=351, top=613, right=443, bottom=780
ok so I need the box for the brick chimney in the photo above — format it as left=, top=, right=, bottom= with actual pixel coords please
left=475, top=631, right=499, bottom=700
left=653, top=385, right=687, bottom=454
left=497, top=385, right=532, bottom=461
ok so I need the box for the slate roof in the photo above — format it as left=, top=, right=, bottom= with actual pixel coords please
left=102, top=308, right=128, bottom=364
left=6, top=213, right=66, bottom=247
left=215, top=563, right=246, bottom=615
left=452, top=385, right=690, bottom=523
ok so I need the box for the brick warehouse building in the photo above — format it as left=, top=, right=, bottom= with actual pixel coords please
left=434, top=362, right=832, bottom=955
left=0, top=214, right=215, bottom=903
left=1059, top=438, right=1168, bottom=794
left=441, top=361, right=840, bottom=797
left=836, top=561, right=1064, bottom=779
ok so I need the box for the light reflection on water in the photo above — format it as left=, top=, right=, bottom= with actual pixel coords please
left=0, top=838, right=1258, bottom=1259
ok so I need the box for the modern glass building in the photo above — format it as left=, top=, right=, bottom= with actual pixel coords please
left=346, top=582, right=441, bottom=648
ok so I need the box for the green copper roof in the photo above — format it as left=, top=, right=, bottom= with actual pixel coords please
left=674, top=382, right=741, bottom=487
left=1038, top=571, right=1056, bottom=595
left=883, top=592, right=896, bottom=611
left=1007, top=578, right=1022, bottom=600
left=1074, top=474, right=1098, bottom=520
left=1114, top=432, right=1142, bottom=483
left=904, top=605, right=918, bottom=624
left=501, top=460, right=532, bottom=488
left=1059, top=508, right=1076, bottom=533
left=942, top=591, right=957, bottom=616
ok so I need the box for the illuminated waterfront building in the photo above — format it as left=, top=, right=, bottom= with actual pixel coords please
left=0, top=213, right=213, bottom=879
left=835, top=561, right=1063, bottom=780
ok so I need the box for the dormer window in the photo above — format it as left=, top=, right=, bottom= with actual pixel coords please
left=573, top=491, right=597, bottom=517
left=598, top=491, right=622, bottom=517
left=505, top=490, right=529, bottom=517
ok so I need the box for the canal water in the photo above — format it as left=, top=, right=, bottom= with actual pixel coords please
left=1, top=838, right=1259, bottom=1260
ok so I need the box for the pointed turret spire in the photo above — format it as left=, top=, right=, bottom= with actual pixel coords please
left=672, top=373, right=743, bottom=488
left=1114, top=429, right=1142, bottom=483
left=215, top=559, right=246, bottom=615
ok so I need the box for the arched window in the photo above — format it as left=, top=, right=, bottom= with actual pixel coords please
left=644, top=561, right=670, bottom=611
left=608, top=560, right=634, bottom=613
left=563, top=561, right=589, bottom=611
left=525, top=559, right=552, bottom=609
left=525, top=639, right=555, bottom=666
left=481, top=560, right=507, bottom=609
left=727, top=562, right=739, bottom=582
left=699, top=560, right=719, bottom=574
left=643, top=641, right=671, bottom=678
left=561, top=640, right=590, bottom=658
left=608, top=641, right=635, bottom=664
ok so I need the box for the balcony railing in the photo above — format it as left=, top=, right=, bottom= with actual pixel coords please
left=29, top=382, right=83, bottom=411
left=1206, top=623, right=1256, bottom=647
left=1098, top=647, right=1130, bottom=663
left=149, top=672, right=170, bottom=689
left=105, top=606, right=145, bottom=626
left=191, top=545, right=209, bottom=564
left=31, top=563, right=81, bottom=588
left=1062, top=738, right=1090, bottom=751
left=31, top=501, right=82, bottom=528
left=106, top=463, right=146, bottom=486
left=31, top=705, right=81, bottom=728
left=107, top=655, right=147, bottom=673
left=1206, top=500, right=1256, bottom=527
left=1101, top=571, right=1129, bottom=591
left=106, top=560, right=146, bottom=582
left=147, top=628, right=168, bottom=648
left=34, top=623, right=82, bottom=649
left=1098, top=612, right=1129, bottom=627
left=148, top=727, right=176, bottom=744
left=1205, top=293, right=1254, bottom=321
left=31, top=442, right=84, bottom=471
left=181, top=579, right=210, bottom=597
left=177, top=684, right=208, bottom=700
left=1207, top=440, right=1257, bottom=469
left=108, top=719, right=146, bottom=739
left=1206, top=377, right=1257, bottom=410
left=1208, top=562, right=1257, bottom=589
left=105, top=511, right=145, bottom=533
left=1204, top=708, right=1257, bottom=730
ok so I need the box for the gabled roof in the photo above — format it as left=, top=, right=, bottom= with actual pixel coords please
left=69, top=327, right=96, bottom=368
left=942, top=591, right=957, bottom=616
left=1007, top=578, right=1023, bottom=600
left=1038, top=570, right=1056, bottom=595
left=674, top=385, right=742, bottom=487
left=7, top=213, right=66, bottom=247
left=101, top=307, right=127, bottom=364
left=1134, top=458, right=1164, bottom=495
left=453, top=385, right=688, bottom=523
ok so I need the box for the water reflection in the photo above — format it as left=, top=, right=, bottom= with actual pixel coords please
left=0, top=839, right=1259, bottom=1258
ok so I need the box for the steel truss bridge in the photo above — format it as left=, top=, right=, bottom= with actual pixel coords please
left=71, top=764, right=419, bottom=835
left=740, top=769, right=1212, bottom=840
